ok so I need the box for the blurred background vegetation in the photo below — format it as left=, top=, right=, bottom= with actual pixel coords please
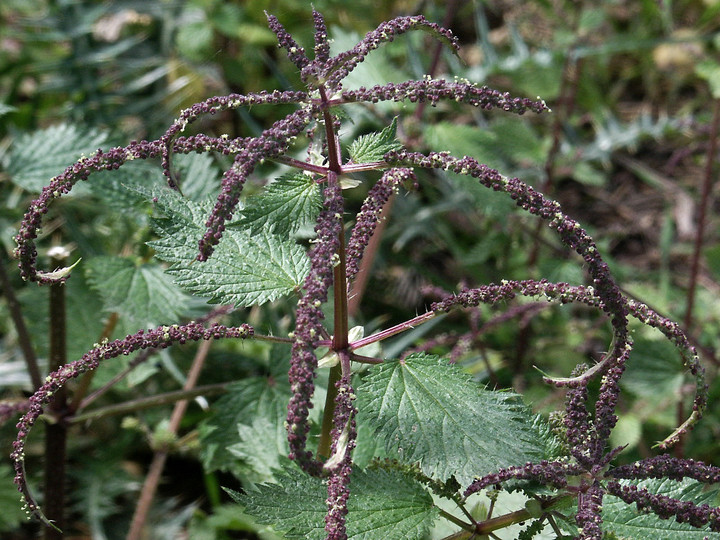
left=1, top=0, right=719, bottom=538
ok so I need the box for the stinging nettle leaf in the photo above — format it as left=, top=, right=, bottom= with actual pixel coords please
left=6, top=123, right=109, bottom=192
left=85, top=255, right=190, bottom=328
left=235, top=172, right=322, bottom=236
left=348, top=117, right=403, bottom=164
left=356, top=353, right=546, bottom=486
left=239, top=466, right=438, bottom=540
left=144, top=187, right=310, bottom=307
left=172, top=152, right=222, bottom=202
left=199, top=377, right=291, bottom=478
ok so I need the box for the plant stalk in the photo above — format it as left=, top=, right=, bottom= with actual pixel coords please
left=44, top=249, right=69, bottom=540
left=126, top=329, right=216, bottom=540
left=0, top=249, right=42, bottom=389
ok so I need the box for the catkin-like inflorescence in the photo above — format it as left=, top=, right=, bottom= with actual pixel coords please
left=607, top=480, right=720, bottom=531
left=312, top=9, right=331, bottom=65
left=323, top=15, right=458, bottom=88
left=265, top=12, right=310, bottom=71
left=324, top=375, right=357, bottom=540
left=14, top=139, right=162, bottom=283
left=197, top=107, right=313, bottom=261
left=340, top=79, right=549, bottom=114
left=286, top=180, right=344, bottom=475
left=576, top=481, right=604, bottom=540
left=386, top=150, right=627, bottom=331
left=608, top=455, right=720, bottom=484
left=463, top=459, right=583, bottom=497
left=11, top=321, right=252, bottom=522
left=346, top=167, right=416, bottom=282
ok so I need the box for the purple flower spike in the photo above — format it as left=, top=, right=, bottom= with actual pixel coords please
left=576, top=481, right=604, bottom=540
left=340, top=80, right=549, bottom=114
left=346, top=167, right=416, bottom=282
left=323, top=15, right=459, bottom=88
left=324, top=375, right=357, bottom=540
left=265, top=11, right=310, bottom=71
left=312, top=9, right=331, bottom=64
left=11, top=321, right=252, bottom=526
left=286, top=178, right=344, bottom=475
left=197, top=107, right=313, bottom=261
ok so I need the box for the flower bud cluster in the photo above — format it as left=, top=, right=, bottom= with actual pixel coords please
left=286, top=181, right=344, bottom=475
left=607, top=480, right=720, bottom=531
left=340, top=79, right=548, bottom=113
left=346, top=167, right=416, bottom=282
left=324, top=375, right=357, bottom=539
left=197, top=108, right=313, bottom=261
left=322, top=15, right=458, bottom=88
left=11, top=321, right=252, bottom=522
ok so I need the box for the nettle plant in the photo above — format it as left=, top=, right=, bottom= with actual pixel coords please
left=8, top=9, right=720, bottom=540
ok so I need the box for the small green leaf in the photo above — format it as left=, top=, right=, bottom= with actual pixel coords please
left=85, top=256, right=190, bottom=328
left=348, top=117, right=403, bottom=164
left=356, top=353, right=546, bottom=485
left=235, top=172, right=321, bottom=236
left=603, top=478, right=720, bottom=539
left=6, top=123, right=108, bottom=192
left=239, top=467, right=438, bottom=540
left=145, top=187, right=310, bottom=307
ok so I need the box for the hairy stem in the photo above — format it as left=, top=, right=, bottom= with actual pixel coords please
left=44, top=249, right=69, bottom=540
left=684, top=97, right=720, bottom=332
left=350, top=310, right=438, bottom=350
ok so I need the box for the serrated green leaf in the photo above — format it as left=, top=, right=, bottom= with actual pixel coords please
left=88, top=159, right=162, bottom=212
left=85, top=256, right=189, bottom=328
left=228, top=416, right=293, bottom=483
left=145, top=187, right=310, bottom=307
left=240, top=467, right=437, bottom=540
left=235, top=172, right=321, bottom=236
left=173, top=152, right=221, bottom=202
left=603, top=478, right=720, bottom=539
left=6, top=123, right=108, bottom=192
left=348, top=117, right=403, bottom=164
left=199, top=377, right=291, bottom=475
left=356, top=353, right=545, bottom=485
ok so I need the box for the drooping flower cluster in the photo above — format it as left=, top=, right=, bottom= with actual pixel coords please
left=11, top=321, right=252, bottom=525
left=10, top=7, right=719, bottom=540
left=346, top=167, right=416, bottom=282
left=286, top=179, right=344, bottom=475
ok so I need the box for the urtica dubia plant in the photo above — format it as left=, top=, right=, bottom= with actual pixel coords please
left=8, top=9, right=720, bottom=540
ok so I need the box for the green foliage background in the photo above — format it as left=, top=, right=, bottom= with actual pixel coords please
left=1, top=0, right=720, bottom=538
